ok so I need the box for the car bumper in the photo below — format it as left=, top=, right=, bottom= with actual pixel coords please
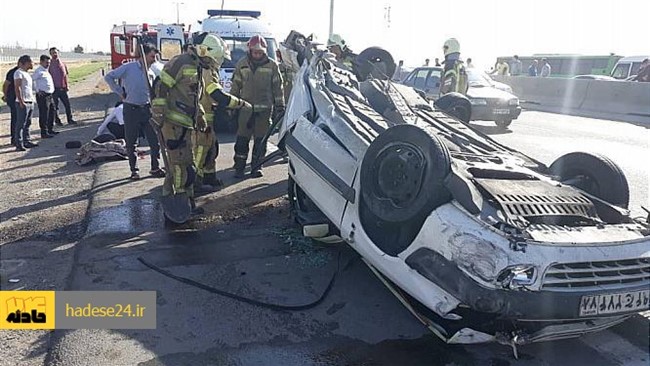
left=405, top=247, right=649, bottom=321
left=470, top=105, right=522, bottom=121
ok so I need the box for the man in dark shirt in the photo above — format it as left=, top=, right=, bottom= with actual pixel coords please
left=2, top=62, right=20, bottom=146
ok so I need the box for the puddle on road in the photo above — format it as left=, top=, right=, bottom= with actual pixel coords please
left=86, top=198, right=163, bottom=236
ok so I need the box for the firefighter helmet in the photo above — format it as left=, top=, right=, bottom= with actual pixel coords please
left=327, top=34, right=345, bottom=48
left=196, top=33, right=229, bottom=67
left=247, top=35, right=267, bottom=53
left=443, top=38, right=460, bottom=56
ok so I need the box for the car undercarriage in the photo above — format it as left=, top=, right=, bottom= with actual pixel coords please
left=261, top=31, right=650, bottom=356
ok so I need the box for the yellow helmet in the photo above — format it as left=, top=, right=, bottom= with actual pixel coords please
left=443, top=38, right=460, bottom=56
left=327, top=33, right=346, bottom=48
left=196, top=33, right=229, bottom=67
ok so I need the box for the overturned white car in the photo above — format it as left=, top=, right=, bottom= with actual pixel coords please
left=269, top=32, right=650, bottom=351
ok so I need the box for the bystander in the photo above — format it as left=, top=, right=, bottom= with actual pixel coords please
left=49, top=47, right=76, bottom=125
left=13, top=55, right=38, bottom=151
left=2, top=61, right=20, bottom=146
left=33, top=54, right=59, bottom=138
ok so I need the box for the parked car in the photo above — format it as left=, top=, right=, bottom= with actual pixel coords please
left=466, top=68, right=521, bottom=128
left=264, top=34, right=650, bottom=353
left=401, top=67, right=521, bottom=129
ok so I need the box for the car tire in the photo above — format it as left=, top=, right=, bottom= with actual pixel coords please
left=360, top=124, right=452, bottom=224
left=495, top=119, right=512, bottom=129
left=354, top=47, right=396, bottom=82
left=549, top=152, right=630, bottom=208
left=433, top=93, right=472, bottom=123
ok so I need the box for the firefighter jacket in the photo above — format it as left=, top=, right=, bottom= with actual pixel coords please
left=230, top=55, right=285, bottom=115
left=153, top=53, right=248, bottom=129
left=338, top=51, right=356, bottom=70
left=440, top=58, right=469, bottom=96
left=197, top=68, right=219, bottom=131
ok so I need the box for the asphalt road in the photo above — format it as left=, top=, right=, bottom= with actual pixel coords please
left=2, top=111, right=648, bottom=366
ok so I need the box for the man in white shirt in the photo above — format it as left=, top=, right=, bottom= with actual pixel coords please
left=33, top=54, right=58, bottom=138
left=13, top=55, right=38, bottom=151
left=95, top=102, right=125, bottom=142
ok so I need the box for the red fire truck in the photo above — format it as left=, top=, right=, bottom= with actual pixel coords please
left=110, top=23, right=188, bottom=70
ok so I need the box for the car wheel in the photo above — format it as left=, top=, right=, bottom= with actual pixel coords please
left=360, top=124, right=452, bottom=224
left=549, top=152, right=630, bottom=208
left=495, top=119, right=512, bottom=129
left=354, top=47, right=396, bottom=82
left=433, top=93, right=472, bottom=123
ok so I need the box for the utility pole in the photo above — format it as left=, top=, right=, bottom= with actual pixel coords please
left=329, top=0, right=334, bottom=37
left=384, top=5, right=391, bottom=28
left=173, top=2, right=184, bottom=24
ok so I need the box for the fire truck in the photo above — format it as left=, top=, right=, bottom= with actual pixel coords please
left=110, top=23, right=188, bottom=71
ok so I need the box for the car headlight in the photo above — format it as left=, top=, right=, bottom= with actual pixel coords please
left=470, top=98, right=487, bottom=106
left=496, top=265, right=537, bottom=289
left=508, top=98, right=519, bottom=106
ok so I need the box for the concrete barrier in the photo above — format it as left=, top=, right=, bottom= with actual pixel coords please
left=581, top=81, right=650, bottom=116
left=493, top=75, right=650, bottom=122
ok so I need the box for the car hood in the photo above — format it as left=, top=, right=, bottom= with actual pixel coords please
left=467, top=85, right=515, bottom=100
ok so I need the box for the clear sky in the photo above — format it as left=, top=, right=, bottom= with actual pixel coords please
left=1, top=0, right=647, bottom=70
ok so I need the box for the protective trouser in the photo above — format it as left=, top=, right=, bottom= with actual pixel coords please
left=234, top=108, right=271, bottom=171
left=192, top=128, right=218, bottom=182
left=161, top=122, right=195, bottom=198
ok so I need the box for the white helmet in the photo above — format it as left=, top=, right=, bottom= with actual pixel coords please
left=443, top=38, right=460, bottom=56
left=327, top=34, right=346, bottom=48
left=196, top=33, right=230, bottom=68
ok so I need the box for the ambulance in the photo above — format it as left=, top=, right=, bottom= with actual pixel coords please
left=200, top=10, right=279, bottom=92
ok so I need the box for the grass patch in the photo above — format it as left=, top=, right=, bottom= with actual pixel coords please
left=67, top=62, right=106, bottom=84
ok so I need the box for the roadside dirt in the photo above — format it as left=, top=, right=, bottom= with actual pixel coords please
left=0, top=71, right=115, bottom=245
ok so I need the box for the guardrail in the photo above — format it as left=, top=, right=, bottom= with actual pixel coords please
left=492, top=76, right=650, bottom=123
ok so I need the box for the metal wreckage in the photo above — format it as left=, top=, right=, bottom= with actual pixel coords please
left=254, top=31, right=650, bottom=355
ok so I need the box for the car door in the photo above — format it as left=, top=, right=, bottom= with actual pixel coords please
left=423, top=69, right=441, bottom=100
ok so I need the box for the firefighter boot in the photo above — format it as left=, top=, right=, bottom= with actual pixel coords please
left=233, top=136, right=250, bottom=178
left=193, top=175, right=216, bottom=194
left=190, top=197, right=205, bottom=215
left=250, top=137, right=265, bottom=178
left=203, top=172, right=223, bottom=188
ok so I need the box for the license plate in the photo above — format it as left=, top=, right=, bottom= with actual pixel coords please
left=493, top=109, right=510, bottom=115
left=580, top=290, right=649, bottom=316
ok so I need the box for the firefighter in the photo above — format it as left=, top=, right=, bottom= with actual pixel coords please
left=152, top=33, right=251, bottom=214
left=231, top=34, right=285, bottom=178
left=326, top=34, right=355, bottom=70
left=193, top=36, right=230, bottom=192
left=440, top=38, right=469, bottom=95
